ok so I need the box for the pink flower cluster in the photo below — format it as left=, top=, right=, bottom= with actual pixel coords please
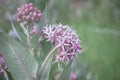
left=17, top=3, right=42, bottom=26
left=0, top=54, right=7, bottom=73
left=41, top=24, right=82, bottom=63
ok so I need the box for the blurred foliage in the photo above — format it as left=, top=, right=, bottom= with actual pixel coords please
left=0, top=0, right=120, bottom=80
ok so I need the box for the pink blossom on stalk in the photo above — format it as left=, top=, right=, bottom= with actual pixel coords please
left=41, top=24, right=82, bottom=63
left=31, top=25, right=39, bottom=35
left=17, top=3, right=42, bottom=26
left=70, top=73, right=77, bottom=80
left=0, top=53, right=8, bottom=73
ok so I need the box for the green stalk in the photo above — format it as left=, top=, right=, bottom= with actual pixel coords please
left=3, top=70, right=9, bottom=80
left=20, top=24, right=34, bottom=56
left=37, top=45, right=59, bottom=79
left=26, top=26, right=34, bottom=56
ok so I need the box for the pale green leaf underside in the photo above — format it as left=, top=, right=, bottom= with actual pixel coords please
left=0, top=32, right=38, bottom=80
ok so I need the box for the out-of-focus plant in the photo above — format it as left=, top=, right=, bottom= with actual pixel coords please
left=0, top=2, right=82, bottom=80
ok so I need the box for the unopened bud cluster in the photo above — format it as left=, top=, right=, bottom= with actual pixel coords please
left=17, top=3, right=42, bottom=26
left=0, top=54, right=8, bottom=73
left=41, top=24, right=82, bottom=63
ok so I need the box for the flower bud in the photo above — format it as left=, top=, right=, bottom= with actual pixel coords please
left=17, top=3, right=42, bottom=26
left=0, top=53, right=8, bottom=73
left=24, top=4, right=28, bottom=8
left=28, top=3, right=33, bottom=7
left=17, top=13, right=22, bottom=18
left=38, top=13, right=42, bottom=17
left=23, top=21, right=28, bottom=26
left=29, top=6, right=33, bottom=11
left=25, top=9, right=29, bottom=13
left=25, top=15, right=30, bottom=20
left=70, top=73, right=77, bottom=80
left=33, top=12, right=37, bottom=17
left=31, top=25, right=38, bottom=35
left=17, top=18, right=22, bottom=23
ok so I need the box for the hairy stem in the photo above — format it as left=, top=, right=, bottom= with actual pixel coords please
left=37, top=45, right=60, bottom=79
left=21, top=24, right=34, bottom=55
left=3, top=70, right=9, bottom=80
left=26, top=26, right=34, bottom=56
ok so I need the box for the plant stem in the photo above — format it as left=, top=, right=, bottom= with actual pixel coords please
left=26, top=26, right=34, bottom=56
left=37, top=45, right=59, bottom=79
left=3, top=70, right=9, bottom=80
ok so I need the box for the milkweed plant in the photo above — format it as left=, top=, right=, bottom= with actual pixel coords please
left=0, top=3, right=82, bottom=80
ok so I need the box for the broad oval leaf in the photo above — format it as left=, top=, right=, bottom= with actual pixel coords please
left=0, top=32, right=38, bottom=80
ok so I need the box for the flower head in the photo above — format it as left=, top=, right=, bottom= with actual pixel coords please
left=41, top=24, right=82, bottom=63
left=17, top=3, right=42, bottom=26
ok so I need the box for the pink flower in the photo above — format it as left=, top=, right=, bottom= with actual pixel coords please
left=41, top=24, right=82, bottom=63
left=17, top=3, right=42, bottom=26
left=70, top=73, right=77, bottom=80
left=0, top=53, right=8, bottom=73
left=31, top=25, right=38, bottom=35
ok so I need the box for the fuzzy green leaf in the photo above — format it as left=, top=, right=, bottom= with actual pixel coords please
left=0, top=32, right=38, bottom=80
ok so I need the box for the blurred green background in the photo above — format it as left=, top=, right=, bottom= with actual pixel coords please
left=0, top=0, right=120, bottom=80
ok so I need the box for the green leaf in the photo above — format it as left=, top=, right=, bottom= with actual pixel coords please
left=0, top=32, right=38, bottom=80
left=59, top=62, right=72, bottom=80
